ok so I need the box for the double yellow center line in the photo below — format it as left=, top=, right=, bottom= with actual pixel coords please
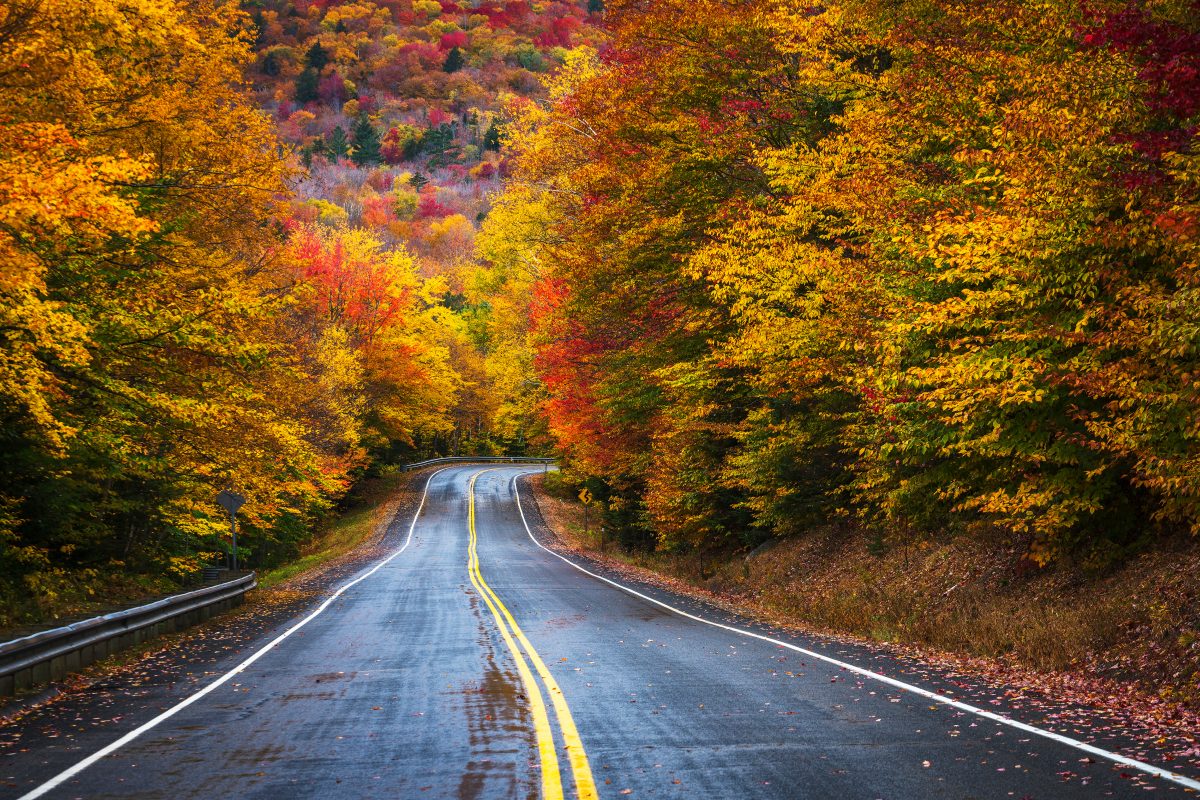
left=467, top=470, right=598, bottom=800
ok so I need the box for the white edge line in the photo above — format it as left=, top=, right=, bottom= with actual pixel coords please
left=508, top=471, right=1200, bottom=792
left=18, top=467, right=453, bottom=800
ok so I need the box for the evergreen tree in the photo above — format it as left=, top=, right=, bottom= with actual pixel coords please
left=326, top=126, right=349, bottom=160
left=443, top=46, right=465, bottom=73
left=409, top=172, right=429, bottom=191
left=587, top=0, right=604, bottom=12
left=261, top=49, right=282, bottom=76
left=483, top=123, right=502, bottom=151
left=250, top=10, right=267, bottom=48
left=295, top=67, right=319, bottom=104
left=304, top=41, right=329, bottom=70
left=350, top=116, right=382, bottom=166
left=424, top=123, right=455, bottom=168
left=403, top=129, right=425, bottom=161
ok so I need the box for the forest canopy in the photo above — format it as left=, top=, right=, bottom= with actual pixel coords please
left=492, top=0, right=1200, bottom=565
left=3, top=0, right=1198, bottom=626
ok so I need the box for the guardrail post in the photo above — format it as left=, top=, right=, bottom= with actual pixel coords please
left=31, top=661, right=49, bottom=687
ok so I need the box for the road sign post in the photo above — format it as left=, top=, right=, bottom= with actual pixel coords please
left=216, top=489, right=246, bottom=571
left=578, top=487, right=596, bottom=549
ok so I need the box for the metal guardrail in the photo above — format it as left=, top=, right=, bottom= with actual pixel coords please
left=402, top=456, right=557, bottom=471
left=0, top=572, right=256, bottom=697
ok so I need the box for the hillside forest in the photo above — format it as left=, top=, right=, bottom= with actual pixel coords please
left=2, top=0, right=1199, bottom=628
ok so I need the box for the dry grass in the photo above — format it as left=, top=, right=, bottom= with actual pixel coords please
left=529, top=474, right=1200, bottom=706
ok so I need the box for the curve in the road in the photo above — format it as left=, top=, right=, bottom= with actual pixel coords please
left=469, top=470, right=598, bottom=800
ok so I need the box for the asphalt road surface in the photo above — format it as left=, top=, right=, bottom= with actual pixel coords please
left=6, top=465, right=1200, bottom=799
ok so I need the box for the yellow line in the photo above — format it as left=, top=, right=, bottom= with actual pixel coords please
left=467, top=473, right=563, bottom=800
left=469, top=471, right=599, bottom=800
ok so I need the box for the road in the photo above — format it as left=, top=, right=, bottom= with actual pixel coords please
left=5, top=465, right=1199, bottom=799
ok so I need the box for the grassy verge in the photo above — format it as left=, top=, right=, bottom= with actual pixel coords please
left=1, top=468, right=419, bottom=712
left=258, top=468, right=409, bottom=589
left=0, top=469, right=413, bottom=646
left=529, top=472, right=1200, bottom=708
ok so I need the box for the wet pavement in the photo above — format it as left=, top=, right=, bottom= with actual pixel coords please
left=3, top=466, right=1198, bottom=799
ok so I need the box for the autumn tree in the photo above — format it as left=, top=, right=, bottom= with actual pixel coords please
left=381, top=124, right=422, bottom=163
left=0, top=0, right=308, bottom=615
left=0, top=0, right=471, bottom=624
left=497, top=24, right=786, bottom=550
left=492, top=0, right=1200, bottom=565
left=286, top=225, right=460, bottom=441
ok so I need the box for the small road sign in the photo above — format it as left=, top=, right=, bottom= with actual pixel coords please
left=216, top=490, right=247, bottom=571
left=216, top=490, right=246, bottom=516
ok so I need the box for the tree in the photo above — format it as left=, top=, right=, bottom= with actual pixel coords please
left=261, top=49, right=282, bottom=76
left=424, top=123, right=455, bottom=167
left=490, top=0, right=1200, bottom=567
left=327, top=126, right=350, bottom=159
left=295, top=67, right=320, bottom=104
left=0, top=0, right=364, bottom=622
left=483, top=122, right=502, bottom=151
left=305, top=41, right=329, bottom=70
left=514, top=43, right=545, bottom=72
left=350, top=116, right=381, bottom=166
left=495, top=24, right=786, bottom=549
left=286, top=226, right=459, bottom=442
left=381, top=124, right=422, bottom=164
left=443, top=46, right=465, bottom=73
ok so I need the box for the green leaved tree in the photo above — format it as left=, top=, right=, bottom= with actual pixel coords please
left=350, top=116, right=381, bottom=166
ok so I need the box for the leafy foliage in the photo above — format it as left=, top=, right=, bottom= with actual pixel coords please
left=251, top=0, right=605, bottom=456
left=492, top=0, right=1200, bottom=565
left=12, top=0, right=1199, bottom=626
left=0, top=0, right=462, bottom=624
